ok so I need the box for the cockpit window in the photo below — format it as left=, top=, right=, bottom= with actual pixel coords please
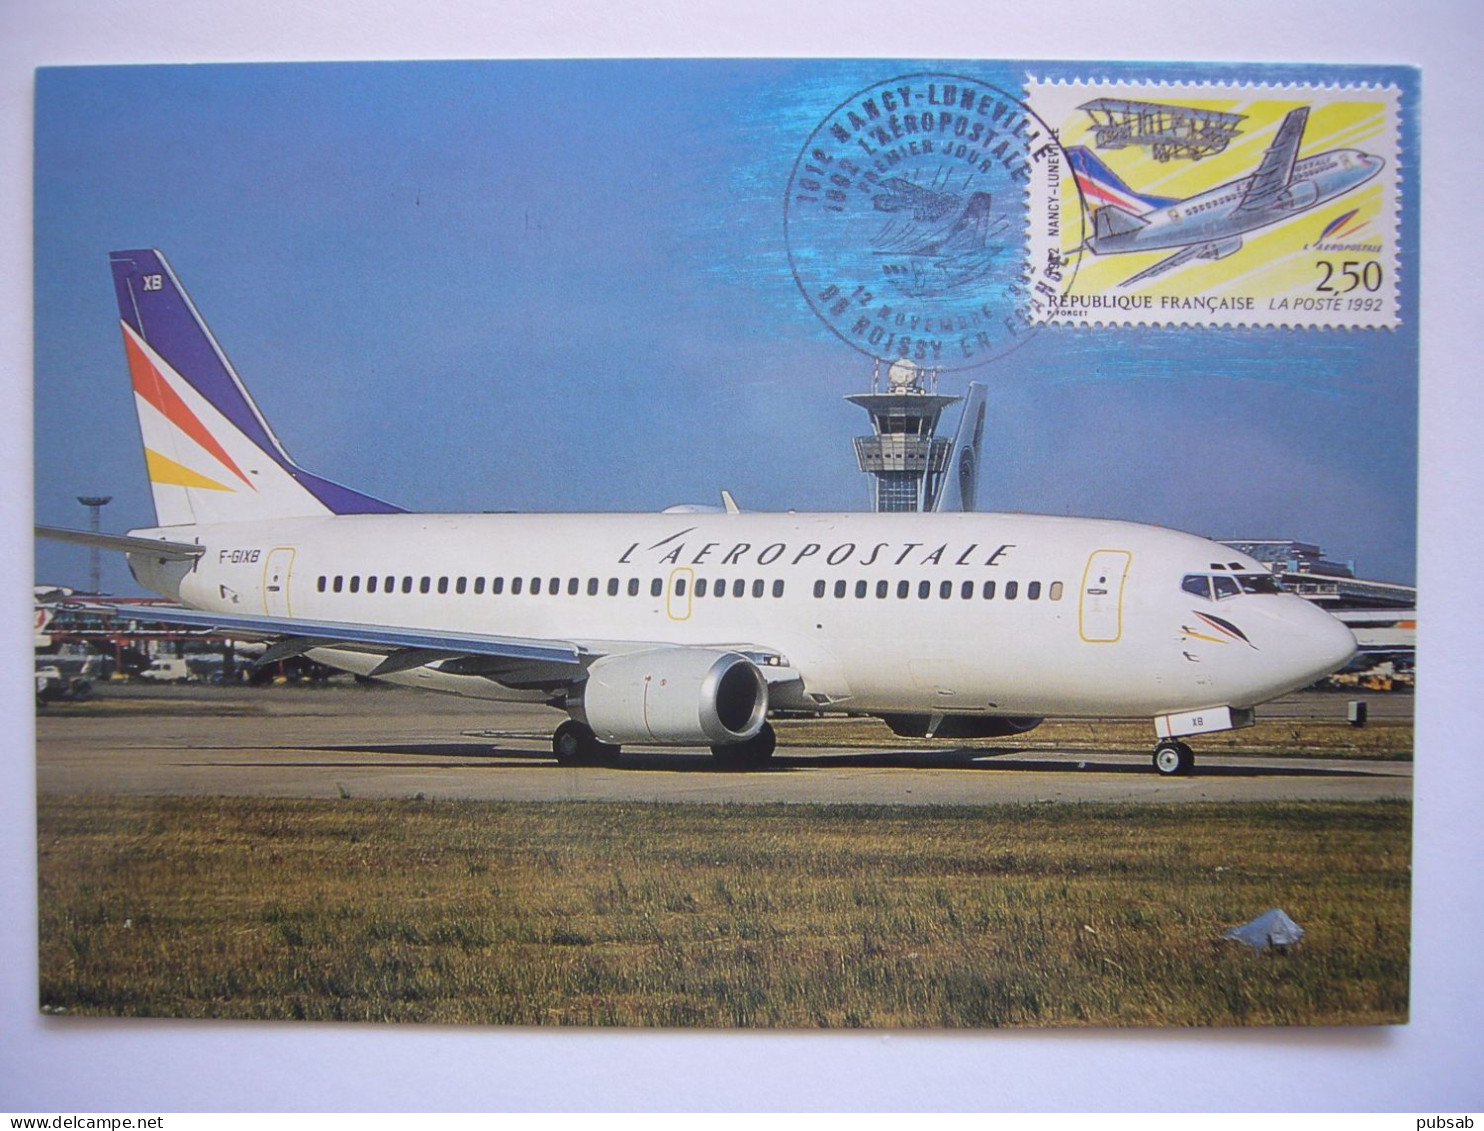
left=1181, top=574, right=1211, bottom=599
left=1183, top=571, right=1280, bottom=600
left=1235, top=572, right=1280, bottom=595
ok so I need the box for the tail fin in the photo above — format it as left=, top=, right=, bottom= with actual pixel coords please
left=109, top=249, right=401, bottom=527
left=1066, top=146, right=1179, bottom=215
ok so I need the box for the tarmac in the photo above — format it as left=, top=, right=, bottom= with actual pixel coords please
left=34, top=682, right=1413, bottom=806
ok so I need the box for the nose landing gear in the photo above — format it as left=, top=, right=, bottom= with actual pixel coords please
left=1153, top=739, right=1195, bottom=776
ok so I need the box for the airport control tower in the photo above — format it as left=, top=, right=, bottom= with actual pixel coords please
left=847, top=360, right=961, bottom=512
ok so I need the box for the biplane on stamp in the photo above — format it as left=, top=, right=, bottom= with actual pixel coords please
left=1024, top=79, right=1401, bottom=329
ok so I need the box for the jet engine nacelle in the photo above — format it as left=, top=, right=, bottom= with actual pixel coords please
left=1275, top=180, right=1319, bottom=211
left=576, top=648, right=770, bottom=746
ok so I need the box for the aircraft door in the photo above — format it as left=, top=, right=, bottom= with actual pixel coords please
left=263, top=547, right=295, bottom=617
left=1079, top=549, right=1131, bottom=643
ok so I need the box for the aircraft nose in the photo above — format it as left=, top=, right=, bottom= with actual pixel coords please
left=1292, top=602, right=1359, bottom=683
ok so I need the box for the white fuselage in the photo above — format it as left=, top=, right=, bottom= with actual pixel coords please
left=127, top=509, right=1357, bottom=722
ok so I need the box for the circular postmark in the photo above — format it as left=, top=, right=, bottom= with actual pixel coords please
left=785, top=73, right=1075, bottom=371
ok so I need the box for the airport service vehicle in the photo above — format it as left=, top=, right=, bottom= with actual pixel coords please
left=1071, top=106, right=1385, bottom=286
left=37, top=249, right=1357, bottom=775
left=137, top=657, right=194, bottom=683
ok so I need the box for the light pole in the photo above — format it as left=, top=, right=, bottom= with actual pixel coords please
left=76, top=495, right=112, bottom=593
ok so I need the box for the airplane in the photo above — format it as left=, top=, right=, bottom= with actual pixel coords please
left=1069, top=106, right=1385, bottom=287
left=35, top=248, right=1358, bottom=776
left=870, top=178, right=1011, bottom=298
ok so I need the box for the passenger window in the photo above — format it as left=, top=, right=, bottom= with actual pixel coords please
left=876, top=580, right=888, bottom=599
left=587, top=578, right=598, bottom=596
left=436, top=577, right=447, bottom=594
left=568, top=578, right=580, bottom=596
left=675, top=578, right=687, bottom=597
left=982, top=580, right=996, bottom=599
left=939, top=580, right=952, bottom=599
left=1005, top=581, right=1019, bottom=600
left=1049, top=581, right=1063, bottom=601
left=333, top=576, right=343, bottom=593
left=855, top=580, right=867, bottom=599
left=897, top=580, right=909, bottom=599
left=627, top=578, right=639, bottom=596
left=531, top=577, right=542, bottom=595
left=385, top=576, right=395, bottom=593
left=419, top=577, right=431, bottom=594
left=367, top=576, right=378, bottom=594
left=753, top=580, right=765, bottom=598
left=813, top=580, right=826, bottom=599
left=511, top=577, right=523, bottom=595
left=1181, top=575, right=1212, bottom=600
left=733, top=579, right=745, bottom=598
left=696, top=578, right=708, bottom=597
left=918, top=581, right=931, bottom=599
left=1028, top=581, right=1041, bottom=601
left=608, top=578, right=619, bottom=596
left=402, top=577, right=413, bottom=594
left=772, top=580, right=785, bottom=598
left=713, top=576, right=726, bottom=597
left=492, top=577, right=504, bottom=595
left=455, top=577, right=467, bottom=595
left=834, top=580, right=847, bottom=599
left=550, top=577, right=560, bottom=594
left=961, top=581, right=974, bottom=599
left=650, top=578, right=663, bottom=597
left=474, top=577, right=485, bottom=595
left=1213, top=575, right=1240, bottom=600
left=317, top=576, right=326, bottom=593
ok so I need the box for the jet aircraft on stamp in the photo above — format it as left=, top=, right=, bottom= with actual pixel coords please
left=1069, top=106, right=1385, bottom=287
left=37, top=249, right=1357, bottom=775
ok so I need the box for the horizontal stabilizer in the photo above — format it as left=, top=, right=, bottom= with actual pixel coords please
left=35, top=525, right=204, bottom=560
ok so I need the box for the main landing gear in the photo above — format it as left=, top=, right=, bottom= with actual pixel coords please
left=552, top=720, right=621, bottom=766
left=1152, top=739, right=1195, bottom=777
left=710, top=722, right=777, bottom=770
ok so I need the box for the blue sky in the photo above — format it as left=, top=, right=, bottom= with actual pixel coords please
left=33, top=59, right=1419, bottom=590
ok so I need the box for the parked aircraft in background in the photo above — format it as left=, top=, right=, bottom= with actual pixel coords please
left=1070, top=106, right=1385, bottom=287
left=36, top=249, right=1356, bottom=775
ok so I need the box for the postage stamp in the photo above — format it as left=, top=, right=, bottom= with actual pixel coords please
left=1024, top=79, right=1401, bottom=328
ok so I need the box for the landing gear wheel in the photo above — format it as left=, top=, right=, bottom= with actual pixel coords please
left=1153, top=739, right=1194, bottom=777
left=711, top=722, right=777, bottom=770
left=552, top=720, right=621, bottom=766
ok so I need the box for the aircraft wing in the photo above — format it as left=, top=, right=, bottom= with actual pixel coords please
left=89, top=603, right=802, bottom=691
left=1117, top=243, right=1211, bottom=287
left=1235, top=107, right=1309, bottom=213
left=98, top=603, right=588, bottom=683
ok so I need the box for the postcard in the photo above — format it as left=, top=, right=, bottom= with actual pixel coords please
left=33, top=58, right=1417, bottom=1029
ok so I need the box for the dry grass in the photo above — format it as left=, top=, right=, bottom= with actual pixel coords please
left=38, top=796, right=1410, bottom=1028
